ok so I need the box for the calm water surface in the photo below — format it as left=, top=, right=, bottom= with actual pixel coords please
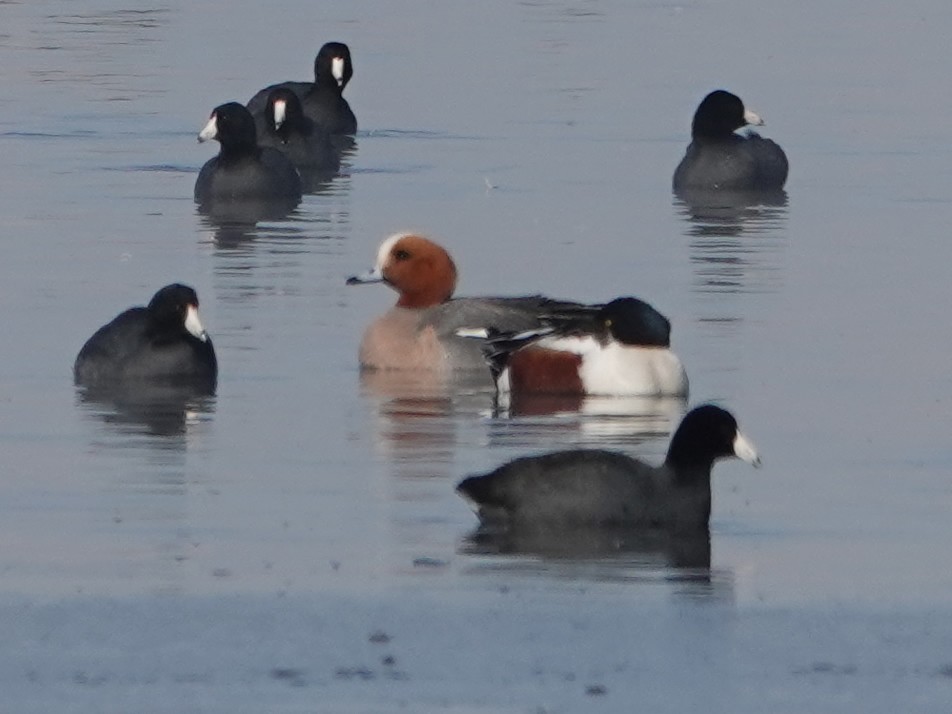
left=2, top=0, right=952, bottom=710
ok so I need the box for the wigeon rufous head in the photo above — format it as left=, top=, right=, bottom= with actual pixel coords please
left=347, top=233, right=458, bottom=309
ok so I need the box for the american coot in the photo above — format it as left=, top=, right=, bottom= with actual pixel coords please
left=247, top=41, right=357, bottom=136
left=673, top=90, right=788, bottom=192
left=457, top=405, right=760, bottom=532
left=255, top=88, right=341, bottom=173
left=194, top=102, right=302, bottom=206
left=74, top=284, right=218, bottom=390
left=483, top=297, right=689, bottom=399
left=346, top=233, right=597, bottom=373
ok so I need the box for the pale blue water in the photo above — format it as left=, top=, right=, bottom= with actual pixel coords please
left=2, top=0, right=952, bottom=710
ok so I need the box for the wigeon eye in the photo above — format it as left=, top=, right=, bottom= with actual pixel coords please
left=394, top=249, right=411, bottom=261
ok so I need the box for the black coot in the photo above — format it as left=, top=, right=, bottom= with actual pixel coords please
left=74, top=284, right=218, bottom=391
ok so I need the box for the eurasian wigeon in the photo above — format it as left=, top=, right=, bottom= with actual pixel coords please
left=457, top=405, right=760, bottom=532
left=247, top=42, right=357, bottom=136
left=484, top=297, right=689, bottom=401
left=74, top=284, right=217, bottom=391
left=346, top=233, right=589, bottom=374
left=673, top=90, right=788, bottom=192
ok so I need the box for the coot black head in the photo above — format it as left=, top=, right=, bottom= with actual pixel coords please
left=266, top=88, right=309, bottom=134
left=315, top=41, right=353, bottom=89
left=147, top=284, right=208, bottom=341
left=665, top=404, right=760, bottom=470
left=198, top=102, right=259, bottom=155
left=691, top=90, right=763, bottom=140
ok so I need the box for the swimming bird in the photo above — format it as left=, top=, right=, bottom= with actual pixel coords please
left=74, top=284, right=217, bottom=390
left=194, top=102, right=302, bottom=207
left=673, top=90, right=788, bottom=192
left=255, top=88, right=341, bottom=173
left=247, top=41, right=357, bottom=136
left=457, top=405, right=760, bottom=532
left=484, top=297, right=688, bottom=399
left=346, top=233, right=590, bottom=374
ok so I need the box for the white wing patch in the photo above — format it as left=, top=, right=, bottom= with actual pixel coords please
left=454, top=328, right=489, bottom=339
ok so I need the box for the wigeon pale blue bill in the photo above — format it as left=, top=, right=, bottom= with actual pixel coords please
left=457, top=405, right=760, bottom=532
left=673, top=90, right=788, bottom=192
left=194, top=102, right=302, bottom=206
left=346, top=233, right=594, bottom=374
left=246, top=41, right=357, bottom=136
left=74, top=284, right=217, bottom=391
left=484, top=297, right=689, bottom=400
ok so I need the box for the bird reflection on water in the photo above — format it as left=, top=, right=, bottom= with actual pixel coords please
left=360, top=368, right=688, bottom=457
left=673, top=189, right=789, bottom=297
left=459, top=523, right=732, bottom=600
left=674, top=188, right=788, bottom=239
left=75, top=382, right=216, bottom=440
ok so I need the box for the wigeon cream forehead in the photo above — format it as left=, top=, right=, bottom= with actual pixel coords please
left=375, top=232, right=414, bottom=269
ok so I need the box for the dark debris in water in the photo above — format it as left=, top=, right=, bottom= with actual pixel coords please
left=793, top=662, right=858, bottom=676
left=335, top=664, right=408, bottom=682
left=270, top=668, right=306, bottom=687
left=368, top=630, right=391, bottom=644
left=334, top=666, right=376, bottom=682
left=72, top=671, right=107, bottom=686
left=123, top=164, right=196, bottom=173
left=412, top=557, right=447, bottom=569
